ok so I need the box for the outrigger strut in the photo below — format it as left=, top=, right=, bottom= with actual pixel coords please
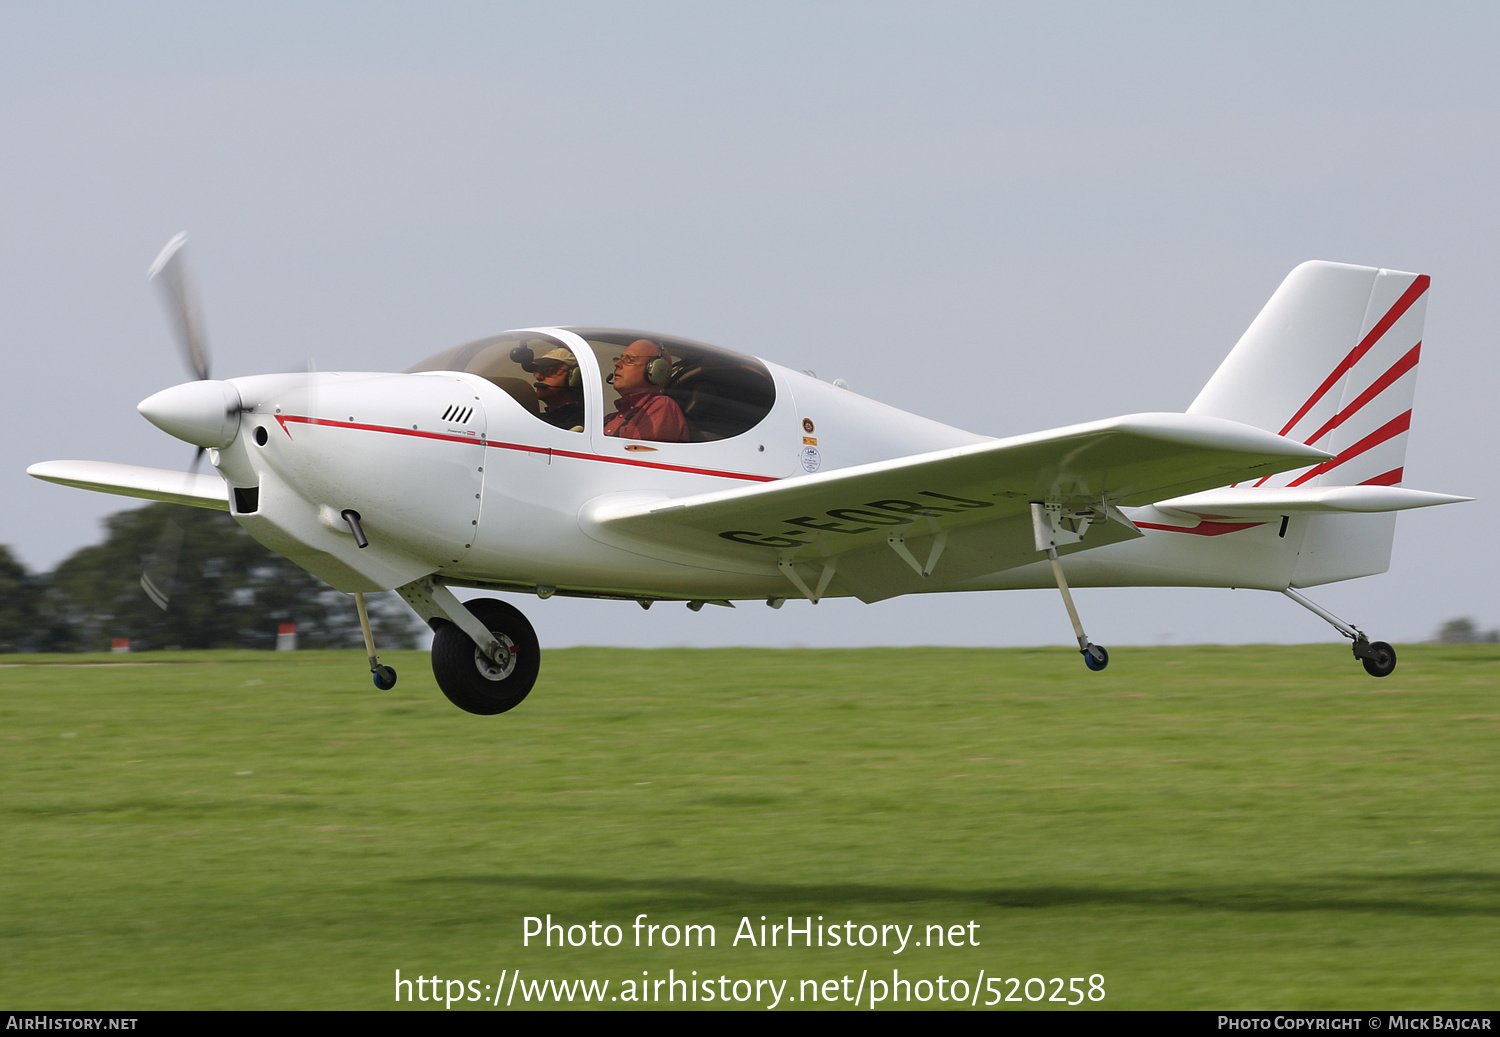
left=1031, top=502, right=1108, bottom=672
left=353, top=591, right=398, bottom=690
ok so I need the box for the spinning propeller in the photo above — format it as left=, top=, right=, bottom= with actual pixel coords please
left=133, top=237, right=386, bottom=684
left=148, top=233, right=210, bottom=382
left=139, top=233, right=242, bottom=609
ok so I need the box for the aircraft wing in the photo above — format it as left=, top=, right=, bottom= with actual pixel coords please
left=27, top=460, right=230, bottom=511
left=584, top=412, right=1330, bottom=602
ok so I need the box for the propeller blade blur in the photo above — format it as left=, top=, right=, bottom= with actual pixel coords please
left=140, top=511, right=185, bottom=611
left=138, top=446, right=207, bottom=611
left=148, top=232, right=211, bottom=381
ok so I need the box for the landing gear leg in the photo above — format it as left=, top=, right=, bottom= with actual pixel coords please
left=1281, top=588, right=1397, bottom=678
left=1032, top=503, right=1108, bottom=671
left=354, top=591, right=397, bottom=690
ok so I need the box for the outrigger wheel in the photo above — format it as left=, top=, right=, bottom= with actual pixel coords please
left=353, top=591, right=398, bottom=691
left=430, top=597, right=540, bottom=715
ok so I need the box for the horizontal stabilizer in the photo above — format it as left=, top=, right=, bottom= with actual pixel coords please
left=1157, top=485, right=1471, bottom=517
left=27, top=460, right=229, bottom=511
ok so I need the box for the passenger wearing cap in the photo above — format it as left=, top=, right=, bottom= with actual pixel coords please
left=531, top=347, right=585, bottom=431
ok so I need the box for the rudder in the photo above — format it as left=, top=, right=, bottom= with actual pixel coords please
left=1187, top=261, right=1431, bottom=586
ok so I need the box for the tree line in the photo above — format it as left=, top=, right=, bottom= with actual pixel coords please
left=0, top=503, right=421, bottom=652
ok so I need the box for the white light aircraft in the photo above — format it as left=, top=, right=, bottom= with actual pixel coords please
left=29, top=239, right=1470, bottom=713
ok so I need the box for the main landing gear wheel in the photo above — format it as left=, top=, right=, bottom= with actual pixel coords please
left=430, top=597, right=540, bottom=715
left=1082, top=644, right=1109, bottom=671
left=1359, top=640, right=1397, bottom=678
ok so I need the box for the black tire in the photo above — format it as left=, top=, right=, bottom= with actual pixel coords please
left=1361, top=640, right=1397, bottom=678
left=430, top=598, right=540, bottom=714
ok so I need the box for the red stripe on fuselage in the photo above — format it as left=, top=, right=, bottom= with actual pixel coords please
left=272, top=414, right=778, bottom=483
left=275, top=414, right=484, bottom=446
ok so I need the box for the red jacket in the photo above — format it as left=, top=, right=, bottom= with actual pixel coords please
left=604, top=391, right=689, bottom=442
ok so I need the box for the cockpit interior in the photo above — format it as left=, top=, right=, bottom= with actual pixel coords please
left=407, top=328, right=777, bottom=443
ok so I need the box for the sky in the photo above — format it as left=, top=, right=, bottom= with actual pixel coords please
left=3, top=2, right=1495, bottom=652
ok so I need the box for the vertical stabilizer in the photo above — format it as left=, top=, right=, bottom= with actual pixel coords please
left=1187, top=261, right=1431, bottom=585
left=1189, top=261, right=1428, bottom=487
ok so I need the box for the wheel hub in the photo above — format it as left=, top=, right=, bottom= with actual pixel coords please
left=473, top=635, right=518, bottom=681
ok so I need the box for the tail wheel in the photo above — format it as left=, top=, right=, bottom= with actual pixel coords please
left=430, top=598, right=540, bottom=714
left=1360, top=641, right=1397, bottom=678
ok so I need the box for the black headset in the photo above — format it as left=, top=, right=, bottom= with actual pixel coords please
left=510, top=341, right=582, bottom=389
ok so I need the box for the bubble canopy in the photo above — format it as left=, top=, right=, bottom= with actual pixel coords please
left=407, top=328, right=777, bottom=442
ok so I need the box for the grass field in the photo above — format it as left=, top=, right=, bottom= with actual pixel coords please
left=2, top=644, right=1497, bottom=1010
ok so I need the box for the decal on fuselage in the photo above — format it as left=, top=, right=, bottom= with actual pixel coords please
left=719, top=491, right=993, bottom=548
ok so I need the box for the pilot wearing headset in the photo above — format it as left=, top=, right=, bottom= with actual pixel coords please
left=604, top=339, right=689, bottom=442
left=530, top=347, right=586, bottom=431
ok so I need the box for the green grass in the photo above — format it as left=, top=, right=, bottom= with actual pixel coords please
left=2, top=645, right=1497, bottom=1009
